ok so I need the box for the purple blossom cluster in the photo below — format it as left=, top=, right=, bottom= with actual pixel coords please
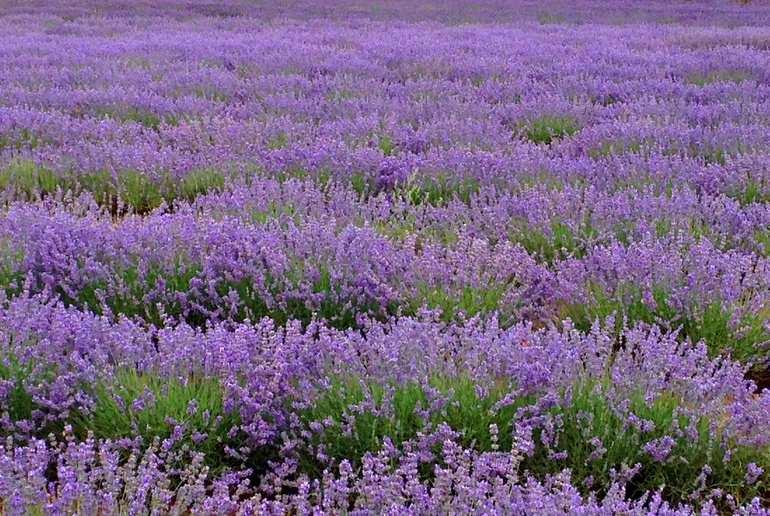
left=0, top=10, right=769, bottom=187
left=2, top=193, right=770, bottom=346
left=0, top=295, right=769, bottom=513
left=1, top=0, right=770, bottom=513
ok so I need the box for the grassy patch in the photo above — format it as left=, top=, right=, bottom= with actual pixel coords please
left=267, top=132, right=288, bottom=150
left=210, top=268, right=397, bottom=329
left=558, top=286, right=770, bottom=363
left=685, top=70, right=753, bottom=86
left=293, top=374, right=767, bottom=507
left=408, top=283, right=510, bottom=323
left=751, top=230, right=770, bottom=257
left=588, top=139, right=645, bottom=158
left=726, top=180, right=770, bottom=207
left=89, top=106, right=179, bottom=130
left=0, top=128, right=54, bottom=152
left=350, top=170, right=379, bottom=198
left=0, top=355, right=42, bottom=428
left=529, top=380, right=765, bottom=506
left=378, top=136, right=395, bottom=156
left=294, top=374, right=529, bottom=479
left=269, top=166, right=335, bottom=190
left=394, top=173, right=481, bottom=206
left=190, top=87, right=230, bottom=102
left=536, top=11, right=567, bottom=25
left=0, top=352, right=66, bottom=439
left=519, top=115, right=579, bottom=145
left=660, top=144, right=730, bottom=166
left=0, top=159, right=227, bottom=214
left=70, top=368, right=246, bottom=475
left=510, top=221, right=596, bottom=263
left=0, top=159, right=62, bottom=195
left=60, top=260, right=204, bottom=327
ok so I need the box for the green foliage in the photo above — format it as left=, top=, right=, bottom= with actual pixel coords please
left=0, top=159, right=63, bottom=195
left=0, top=160, right=227, bottom=214
left=510, top=221, right=596, bottom=263
left=115, top=170, right=164, bottom=211
left=0, top=354, right=39, bottom=426
left=598, top=94, right=620, bottom=106
left=685, top=70, right=753, bottom=86
left=752, top=229, right=770, bottom=257
left=70, top=368, right=243, bottom=474
left=0, top=247, right=24, bottom=297
left=350, top=170, right=377, bottom=198
left=588, top=139, right=731, bottom=166
left=292, top=374, right=767, bottom=507
left=527, top=380, right=765, bottom=506
left=294, top=374, right=527, bottom=478
left=267, top=132, right=288, bottom=150
left=46, top=258, right=200, bottom=327
left=558, top=285, right=770, bottom=363
left=90, top=106, right=178, bottom=130
left=5, top=245, right=526, bottom=331
left=327, top=89, right=358, bottom=101
left=2, top=358, right=766, bottom=508
left=660, top=144, right=730, bottom=166
left=269, top=166, right=334, bottom=188
left=248, top=199, right=303, bottom=226
left=176, top=167, right=226, bottom=201
left=0, top=129, right=54, bottom=152
left=588, top=139, right=644, bottom=158
left=703, top=146, right=728, bottom=166
left=23, top=257, right=395, bottom=330
left=121, top=56, right=153, bottom=70
left=394, top=173, right=481, bottom=207
left=520, top=115, right=579, bottom=145
left=0, top=350, right=65, bottom=438
left=684, top=303, right=770, bottom=364
left=213, top=268, right=396, bottom=329
left=125, top=108, right=162, bottom=130
left=409, top=283, right=509, bottom=323
left=727, top=180, right=770, bottom=207
left=378, top=137, right=395, bottom=156
left=190, top=87, right=230, bottom=102
left=536, top=11, right=567, bottom=24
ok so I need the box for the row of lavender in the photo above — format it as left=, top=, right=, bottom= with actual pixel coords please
left=2, top=1, right=770, bottom=513
left=3, top=183, right=770, bottom=360
left=1, top=294, right=769, bottom=513
left=1, top=17, right=770, bottom=191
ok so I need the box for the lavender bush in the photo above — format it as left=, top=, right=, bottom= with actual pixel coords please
left=1, top=0, right=770, bottom=513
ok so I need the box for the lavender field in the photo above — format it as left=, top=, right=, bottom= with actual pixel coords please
left=3, top=0, right=770, bottom=513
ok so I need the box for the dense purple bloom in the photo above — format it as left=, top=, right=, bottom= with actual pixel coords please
left=746, top=462, right=764, bottom=485
left=0, top=0, right=770, bottom=513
